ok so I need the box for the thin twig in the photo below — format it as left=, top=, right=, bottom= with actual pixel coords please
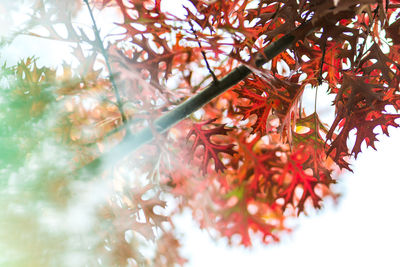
left=315, top=33, right=325, bottom=152
left=314, top=86, right=319, bottom=149
left=354, top=10, right=377, bottom=70
left=189, top=21, right=219, bottom=83
left=318, top=38, right=327, bottom=85
left=83, top=0, right=127, bottom=124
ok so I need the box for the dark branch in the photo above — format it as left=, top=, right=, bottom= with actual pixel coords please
left=79, top=20, right=314, bottom=175
left=189, top=21, right=219, bottom=83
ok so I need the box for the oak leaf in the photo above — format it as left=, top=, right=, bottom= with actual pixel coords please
left=186, top=118, right=235, bottom=174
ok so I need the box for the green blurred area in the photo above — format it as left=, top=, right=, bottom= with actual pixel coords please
left=0, top=58, right=72, bottom=267
left=0, top=58, right=56, bottom=168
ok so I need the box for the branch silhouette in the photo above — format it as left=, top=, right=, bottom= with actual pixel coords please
left=80, top=20, right=314, bottom=175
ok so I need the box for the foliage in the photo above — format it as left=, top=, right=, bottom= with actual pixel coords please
left=1, top=0, right=400, bottom=266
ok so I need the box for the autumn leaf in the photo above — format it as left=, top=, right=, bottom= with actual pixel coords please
left=129, top=184, right=168, bottom=228
left=212, top=185, right=286, bottom=246
left=234, top=75, right=280, bottom=135
left=186, top=118, right=236, bottom=174
left=278, top=148, right=322, bottom=214
left=293, top=113, right=334, bottom=180
left=233, top=133, right=279, bottom=192
left=327, top=75, right=400, bottom=169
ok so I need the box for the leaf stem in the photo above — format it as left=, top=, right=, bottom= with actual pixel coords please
left=318, top=39, right=327, bottom=85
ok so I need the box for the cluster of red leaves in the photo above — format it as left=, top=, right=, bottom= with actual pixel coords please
left=25, top=0, right=400, bottom=265
left=158, top=0, right=400, bottom=247
left=93, top=0, right=400, bottom=253
left=167, top=114, right=336, bottom=246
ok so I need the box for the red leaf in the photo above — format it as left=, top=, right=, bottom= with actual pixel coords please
left=102, top=0, right=112, bottom=6
left=278, top=148, right=322, bottom=214
left=130, top=184, right=168, bottom=228
left=186, top=118, right=235, bottom=174
left=235, top=134, right=279, bottom=191
left=212, top=186, right=286, bottom=246
left=327, top=75, right=400, bottom=169
left=386, top=18, right=400, bottom=46
left=293, top=113, right=335, bottom=180
left=234, top=75, right=282, bottom=135
left=359, top=43, right=400, bottom=87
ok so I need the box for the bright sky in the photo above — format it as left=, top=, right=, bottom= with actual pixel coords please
left=174, top=128, right=400, bottom=267
left=2, top=1, right=400, bottom=266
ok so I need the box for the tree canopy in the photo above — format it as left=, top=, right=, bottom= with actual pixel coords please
left=1, top=0, right=400, bottom=266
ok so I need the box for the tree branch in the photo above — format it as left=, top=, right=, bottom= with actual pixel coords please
left=79, top=20, right=314, bottom=175
left=83, top=0, right=127, bottom=124
left=189, top=20, right=219, bottom=83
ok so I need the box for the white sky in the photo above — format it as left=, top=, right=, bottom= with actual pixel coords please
left=2, top=1, right=400, bottom=266
left=175, top=128, right=400, bottom=267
